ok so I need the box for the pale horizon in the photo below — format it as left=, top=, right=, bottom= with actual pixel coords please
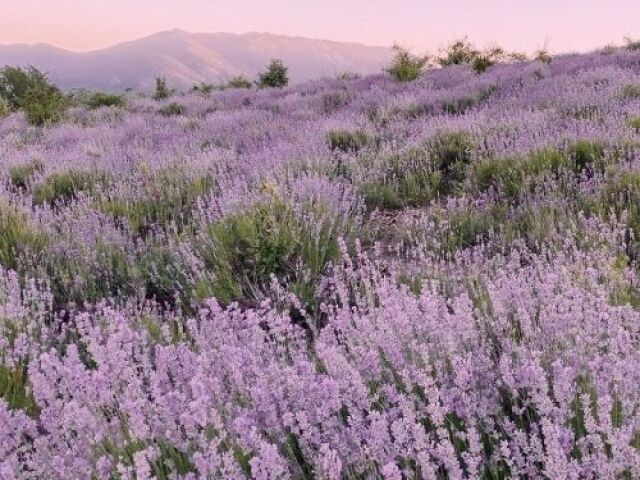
left=3, top=0, right=640, bottom=55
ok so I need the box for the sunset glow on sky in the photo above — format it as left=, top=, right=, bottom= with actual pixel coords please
left=3, top=0, right=640, bottom=53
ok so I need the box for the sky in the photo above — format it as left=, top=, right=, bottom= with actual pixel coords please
left=2, top=0, right=640, bottom=54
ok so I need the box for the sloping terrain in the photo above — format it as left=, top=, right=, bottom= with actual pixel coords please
left=1, top=47, right=640, bottom=477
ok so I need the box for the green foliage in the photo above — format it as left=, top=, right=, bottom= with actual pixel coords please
left=321, top=91, right=349, bottom=114
left=438, top=38, right=479, bottom=66
left=258, top=59, right=289, bottom=88
left=0, top=362, right=40, bottom=417
left=191, top=82, right=215, bottom=95
left=153, top=76, right=171, bottom=100
left=471, top=47, right=505, bottom=73
left=0, top=202, right=47, bottom=271
left=85, top=92, right=125, bottom=109
left=0, top=66, right=65, bottom=125
left=8, top=159, right=44, bottom=189
left=32, top=170, right=109, bottom=206
left=385, top=45, right=428, bottom=82
left=201, top=199, right=341, bottom=306
left=327, top=129, right=370, bottom=153
left=21, top=84, right=65, bottom=125
left=361, top=149, right=440, bottom=210
left=429, top=130, right=475, bottom=193
left=0, top=96, right=9, bottom=118
left=98, top=171, right=213, bottom=236
left=474, top=157, right=524, bottom=199
left=627, top=116, right=640, bottom=133
left=439, top=204, right=508, bottom=253
left=620, top=84, right=640, bottom=99
left=138, top=247, right=191, bottom=306
left=567, top=140, right=605, bottom=174
left=158, top=102, right=185, bottom=117
left=227, top=75, right=252, bottom=89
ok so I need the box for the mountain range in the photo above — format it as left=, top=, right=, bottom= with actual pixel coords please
left=0, top=30, right=393, bottom=91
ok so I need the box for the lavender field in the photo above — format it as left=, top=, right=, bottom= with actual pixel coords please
left=2, top=45, right=640, bottom=479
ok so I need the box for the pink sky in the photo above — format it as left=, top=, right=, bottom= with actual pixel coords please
left=3, top=0, right=640, bottom=54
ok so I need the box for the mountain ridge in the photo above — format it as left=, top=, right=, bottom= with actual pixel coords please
left=0, top=30, right=393, bottom=91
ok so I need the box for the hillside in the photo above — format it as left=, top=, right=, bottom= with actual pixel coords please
left=1, top=46, right=640, bottom=477
left=0, top=30, right=393, bottom=90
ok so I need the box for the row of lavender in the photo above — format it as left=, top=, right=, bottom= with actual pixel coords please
left=1, top=46, right=640, bottom=478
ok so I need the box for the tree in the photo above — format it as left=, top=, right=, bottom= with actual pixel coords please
left=153, top=76, right=171, bottom=100
left=257, top=59, right=289, bottom=88
left=0, top=66, right=65, bottom=125
left=385, top=45, right=429, bottom=82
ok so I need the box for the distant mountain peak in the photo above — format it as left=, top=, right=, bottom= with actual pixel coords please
left=0, top=31, right=393, bottom=91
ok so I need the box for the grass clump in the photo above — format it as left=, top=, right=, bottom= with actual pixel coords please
left=32, top=170, right=109, bottom=206
left=620, top=84, right=640, bottom=99
left=474, top=156, right=524, bottom=199
left=361, top=149, right=440, bottom=209
left=429, top=130, right=475, bottom=193
left=98, top=171, right=213, bottom=236
left=227, top=75, right=252, bottom=89
left=201, top=199, right=341, bottom=306
left=327, top=129, right=370, bottom=153
left=627, top=116, right=640, bottom=133
left=158, top=102, right=185, bottom=117
left=85, top=92, right=126, bottom=109
left=385, top=45, right=428, bottom=82
left=0, top=96, right=9, bottom=118
left=0, top=362, right=40, bottom=417
left=0, top=202, right=47, bottom=270
left=8, top=159, right=44, bottom=189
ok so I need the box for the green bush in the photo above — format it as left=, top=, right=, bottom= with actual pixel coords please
left=438, top=38, right=479, bottom=66
left=85, top=92, right=125, bottom=109
left=429, top=131, right=475, bottom=193
left=0, top=202, right=47, bottom=271
left=361, top=150, right=441, bottom=209
left=385, top=45, right=428, bottom=82
left=153, top=76, right=171, bottom=100
left=327, top=130, right=370, bottom=153
left=0, top=66, right=65, bottom=125
left=201, top=199, right=341, bottom=306
left=258, top=59, right=289, bottom=88
left=8, top=159, right=44, bottom=189
left=158, top=102, right=185, bottom=117
left=567, top=140, right=605, bottom=174
left=471, top=48, right=505, bottom=73
left=474, top=157, right=524, bottom=199
left=227, top=76, right=252, bottom=89
left=32, top=170, right=109, bottom=206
